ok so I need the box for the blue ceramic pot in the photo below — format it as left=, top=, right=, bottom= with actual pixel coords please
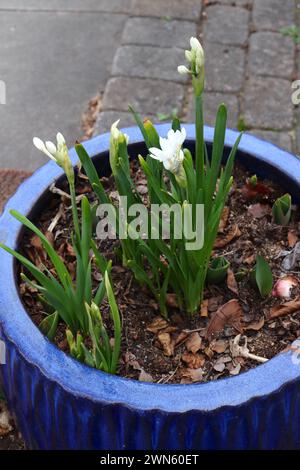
left=0, top=125, right=300, bottom=450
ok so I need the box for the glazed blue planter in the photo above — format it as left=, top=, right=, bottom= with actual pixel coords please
left=0, top=124, right=300, bottom=450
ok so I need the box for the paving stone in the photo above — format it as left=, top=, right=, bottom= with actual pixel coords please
left=94, top=110, right=158, bottom=134
left=112, top=45, right=187, bottom=83
left=217, top=0, right=252, bottom=5
left=249, top=129, right=293, bottom=152
left=252, top=0, right=295, bottom=31
left=248, top=32, right=295, bottom=79
left=122, top=17, right=196, bottom=49
left=0, top=11, right=126, bottom=170
left=243, top=77, right=294, bottom=130
left=185, top=92, right=239, bottom=128
left=205, top=43, right=246, bottom=92
left=131, top=0, right=202, bottom=21
left=203, top=5, right=249, bottom=46
left=0, top=0, right=133, bottom=12
left=102, top=77, right=185, bottom=116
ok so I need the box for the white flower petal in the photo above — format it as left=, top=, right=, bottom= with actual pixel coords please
left=111, top=119, right=120, bottom=140
left=33, top=137, right=46, bottom=152
left=56, top=132, right=66, bottom=146
left=177, top=65, right=189, bottom=75
left=45, top=141, right=57, bottom=155
left=149, top=147, right=164, bottom=161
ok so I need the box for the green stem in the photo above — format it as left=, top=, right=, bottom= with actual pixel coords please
left=69, top=180, right=80, bottom=242
left=195, top=93, right=204, bottom=193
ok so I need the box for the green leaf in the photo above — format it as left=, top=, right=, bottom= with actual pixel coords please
left=75, top=143, right=109, bottom=204
left=9, top=210, right=72, bottom=289
left=206, top=257, right=230, bottom=284
left=254, top=255, right=273, bottom=297
left=272, top=193, right=292, bottom=225
left=39, top=311, right=59, bottom=341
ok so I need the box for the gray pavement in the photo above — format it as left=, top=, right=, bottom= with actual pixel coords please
left=0, top=0, right=299, bottom=171
left=0, top=1, right=128, bottom=170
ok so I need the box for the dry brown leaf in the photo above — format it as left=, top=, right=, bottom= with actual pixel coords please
left=0, top=408, right=12, bottom=437
left=180, top=367, right=203, bottom=384
left=214, top=224, right=241, bottom=248
left=227, top=269, right=238, bottom=295
left=241, top=181, right=271, bottom=200
left=210, top=339, right=228, bottom=354
left=244, top=317, right=265, bottom=331
left=247, top=203, right=271, bottom=219
left=200, top=299, right=209, bottom=317
left=213, top=361, right=225, bottom=372
left=181, top=352, right=205, bottom=369
left=205, top=299, right=244, bottom=341
left=157, top=332, right=174, bottom=356
left=124, top=352, right=142, bottom=370
left=147, top=317, right=168, bottom=334
left=244, top=254, right=255, bottom=265
left=138, top=370, right=154, bottom=382
left=218, top=206, right=230, bottom=233
left=268, top=299, right=300, bottom=320
left=208, top=296, right=223, bottom=312
left=288, top=230, right=299, bottom=248
left=174, top=331, right=189, bottom=347
left=185, top=332, right=202, bottom=354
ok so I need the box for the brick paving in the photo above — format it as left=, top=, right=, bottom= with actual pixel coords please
left=95, top=0, right=299, bottom=155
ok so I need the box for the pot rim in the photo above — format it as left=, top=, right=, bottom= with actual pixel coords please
left=0, top=123, right=300, bottom=413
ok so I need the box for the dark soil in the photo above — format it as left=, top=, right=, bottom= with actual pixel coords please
left=18, top=161, right=300, bottom=384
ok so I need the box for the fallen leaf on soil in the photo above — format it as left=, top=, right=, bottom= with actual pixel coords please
left=210, top=339, right=228, bottom=354
left=147, top=316, right=168, bottom=334
left=229, top=363, right=241, bottom=375
left=241, top=181, right=271, bottom=200
left=272, top=275, right=298, bottom=299
left=247, top=203, right=271, bottom=219
left=281, top=242, right=300, bottom=271
left=218, top=206, right=230, bottom=233
left=180, top=367, right=203, bottom=384
left=0, top=407, right=12, bottom=437
left=157, top=332, right=174, bottom=356
left=213, top=361, right=225, bottom=372
left=174, top=331, right=189, bottom=347
left=200, top=299, right=209, bottom=317
left=124, top=352, right=142, bottom=371
left=288, top=230, right=299, bottom=248
left=185, top=332, right=202, bottom=354
left=181, top=352, right=205, bottom=369
left=244, top=254, right=255, bottom=265
left=227, top=269, right=238, bottom=295
left=244, top=317, right=265, bottom=331
left=166, top=293, right=178, bottom=308
left=205, top=299, right=244, bottom=341
left=208, top=296, right=223, bottom=312
left=138, top=370, right=154, bottom=382
left=267, top=298, right=300, bottom=320
left=214, top=224, right=241, bottom=248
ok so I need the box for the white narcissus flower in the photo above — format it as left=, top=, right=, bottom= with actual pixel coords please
left=189, top=37, right=204, bottom=74
left=33, top=132, right=74, bottom=183
left=177, top=65, right=190, bottom=75
left=149, top=128, right=186, bottom=175
left=178, top=37, right=204, bottom=77
left=110, top=120, right=129, bottom=144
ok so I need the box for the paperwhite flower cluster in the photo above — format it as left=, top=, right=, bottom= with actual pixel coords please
left=33, top=132, right=74, bottom=183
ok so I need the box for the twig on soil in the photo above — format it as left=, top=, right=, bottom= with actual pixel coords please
left=230, top=334, right=268, bottom=363
left=47, top=204, right=64, bottom=233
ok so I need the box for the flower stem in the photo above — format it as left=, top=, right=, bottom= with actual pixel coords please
left=195, top=93, right=204, bottom=193
left=69, top=180, right=80, bottom=242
